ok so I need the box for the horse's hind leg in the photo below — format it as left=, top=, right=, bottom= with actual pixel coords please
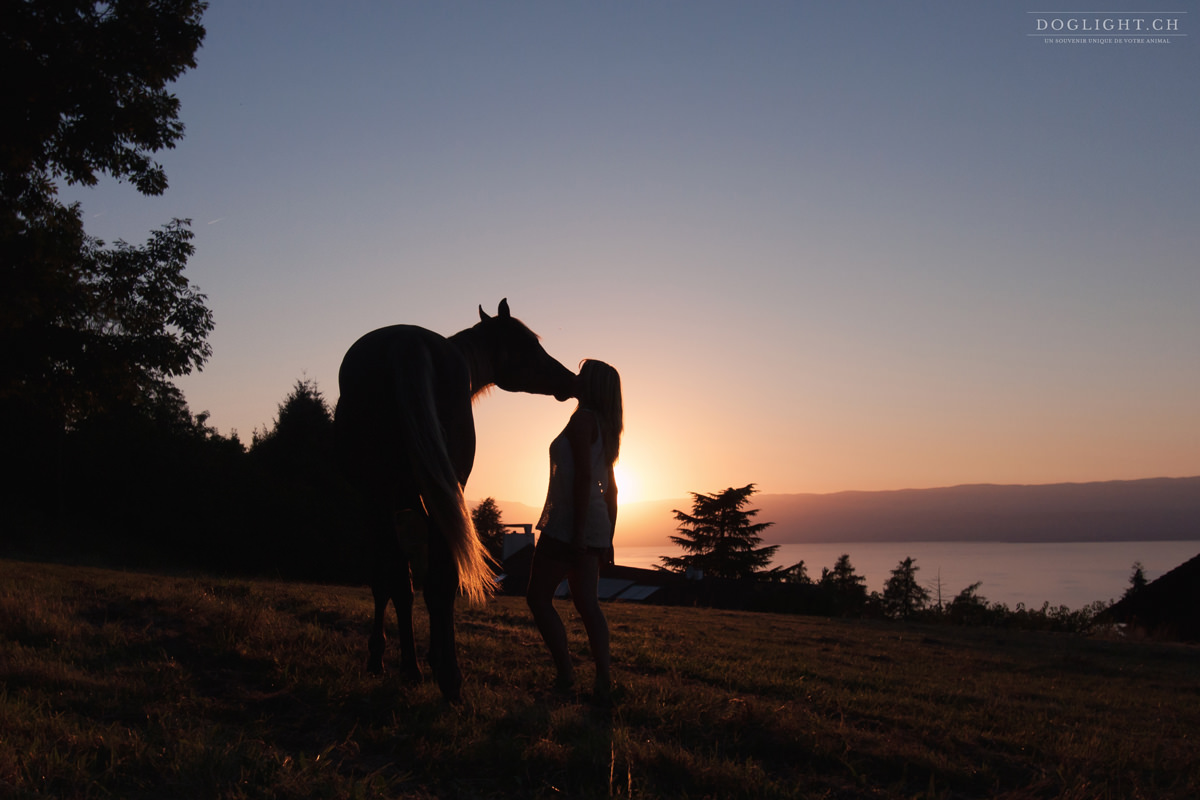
left=365, top=504, right=421, bottom=681
left=424, top=526, right=463, bottom=702
left=367, top=558, right=420, bottom=681
left=367, top=581, right=388, bottom=675
left=366, top=504, right=397, bottom=674
left=364, top=500, right=391, bottom=674
left=392, top=589, right=420, bottom=682
left=390, top=508, right=427, bottom=682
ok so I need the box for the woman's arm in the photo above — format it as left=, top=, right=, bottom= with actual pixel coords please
left=606, top=465, right=618, bottom=538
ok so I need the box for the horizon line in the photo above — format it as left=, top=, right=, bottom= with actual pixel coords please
left=475, top=474, right=1200, bottom=508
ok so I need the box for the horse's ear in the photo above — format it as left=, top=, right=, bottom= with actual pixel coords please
left=498, top=298, right=511, bottom=318
left=479, top=304, right=490, bottom=322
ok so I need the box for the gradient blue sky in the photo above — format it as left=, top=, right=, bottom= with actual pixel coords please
left=67, top=2, right=1199, bottom=507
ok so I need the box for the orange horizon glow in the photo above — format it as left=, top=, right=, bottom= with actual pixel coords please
left=461, top=381, right=1200, bottom=511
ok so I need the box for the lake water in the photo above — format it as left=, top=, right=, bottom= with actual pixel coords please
left=615, top=540, right=1199, bottom=610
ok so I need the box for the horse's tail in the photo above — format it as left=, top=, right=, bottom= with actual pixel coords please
left=396, top=349, right=496, bottom=605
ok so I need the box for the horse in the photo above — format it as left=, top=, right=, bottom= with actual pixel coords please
left=334, top=299, right=575, bottom=701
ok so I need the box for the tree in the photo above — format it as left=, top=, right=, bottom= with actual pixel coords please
left=881, top=557, right=931, bottom=619
left=2, top=0, right=207, bottom=196
left=819, top=554, right=867, bottom=614
left=822, top=554, right=866, bottom=593
left=927, top=568, right=947, bottom=612
left=246, top=379, right=354, bottom=581
left=251, top=379, right=335, bottom=485
left=767, top=560, right=811, bottom=584
left=1, top=0, right=210, bottom=428
left=947, top=582, right=991, bottom=625
left=472, top=498, right=506, bottom=563
left=274, top=378, right=332, bottom=432
left=1123, top=561, right=1148, bottom=601
left=660, top=484, right=778, bottom=580
left=57, top=388, right=244, bottom=561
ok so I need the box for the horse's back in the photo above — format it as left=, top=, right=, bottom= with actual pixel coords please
left=335, top=324, right=471, bottom=486
left=339, top=325, right=446, bottom=386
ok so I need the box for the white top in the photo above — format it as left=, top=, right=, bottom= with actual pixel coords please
left=536, top=411, right=613, bottom=548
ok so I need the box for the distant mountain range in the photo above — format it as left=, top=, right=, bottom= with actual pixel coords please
left=485, top=477, right=1200, bottom=547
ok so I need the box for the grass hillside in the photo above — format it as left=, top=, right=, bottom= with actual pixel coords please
left=2, top=559, right=1197, bottom=799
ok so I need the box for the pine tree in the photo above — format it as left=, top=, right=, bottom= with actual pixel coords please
left=1122, top=561, right=1148, bottom=601
left=819, top=554, right=868, bottom=614
left=660, top=484, right=778, bottom=580
left=948, top=581, right=990, bottom=625
left=768, top=560, right=811, bottom=584
left=251, top=379, right=334, bottom=469
left=882, top=557, right=930, bottom=619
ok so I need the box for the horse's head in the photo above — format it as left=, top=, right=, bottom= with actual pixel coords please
left=476, top=299, right=575, bottom=402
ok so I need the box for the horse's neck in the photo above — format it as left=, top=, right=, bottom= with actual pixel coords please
left=448, top=327, right=495, bottom=398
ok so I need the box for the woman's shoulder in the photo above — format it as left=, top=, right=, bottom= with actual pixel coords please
left=571, top=406, right=601, bottom=424
left=566, top=407, right=600, bottom=439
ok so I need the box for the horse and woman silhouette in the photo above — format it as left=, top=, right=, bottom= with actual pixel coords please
left=335, top=299, right=575, bottom=701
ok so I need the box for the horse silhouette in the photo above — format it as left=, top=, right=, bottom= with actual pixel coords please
left=335, top=299, right=574, bottom=701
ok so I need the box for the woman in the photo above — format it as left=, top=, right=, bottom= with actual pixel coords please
left=526, top=359, right=622, bottom=700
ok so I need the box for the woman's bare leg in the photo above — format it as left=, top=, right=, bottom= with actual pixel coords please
left=567, top=553, right=610, bottom=692
left=526, top=547, right=575, bottom=687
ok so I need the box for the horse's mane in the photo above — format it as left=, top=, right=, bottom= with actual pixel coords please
left=452, top=314, right=543, bottom=402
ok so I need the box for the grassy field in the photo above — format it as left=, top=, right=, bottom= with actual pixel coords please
left=1, top=559, right=1196, bottom=799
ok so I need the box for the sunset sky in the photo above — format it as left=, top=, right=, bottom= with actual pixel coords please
left=67, top=3, right=1199, bottom=508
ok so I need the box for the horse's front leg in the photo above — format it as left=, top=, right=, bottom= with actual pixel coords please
left=424, top=527, right=462, bottom=702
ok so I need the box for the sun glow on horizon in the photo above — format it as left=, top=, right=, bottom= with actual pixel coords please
left=613, top=463, right=638, bottom=505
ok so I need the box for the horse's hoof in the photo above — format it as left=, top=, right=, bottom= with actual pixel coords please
left=366, top=647, right=385, bottom=675
left=435, top=669, right=463, bottom=703
left=367, top=635, right=386, bottom=675
left=426, top=651, right=463, bottom=702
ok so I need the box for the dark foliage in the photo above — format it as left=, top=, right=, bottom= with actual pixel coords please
left=472, top=497, right=506, bottom=563
left=881, top=556, right=930, bottom=619
left=1, top=0, right=207, bottom=195
left=2, top=0, right=214, bottom=543
left=3, top=375, right=366, bottom=584
left=246, top=379, right=361, bottom=582
left=817, top=553, right=868, bottom=615
left=4, top=386, right=245, bottom=566
left=0, top=2, right=318, bottom=579
left=1124, top=560, right=1148, bottom=600
left=2, top=1, right=212, bottom=426
left=764, top=559, right=810, bottom=584
left=660, top=484, right=778, bottom=580
left=1105, top=553, right=1200, bottom=641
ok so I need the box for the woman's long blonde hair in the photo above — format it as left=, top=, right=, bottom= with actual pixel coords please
left=578, top=359, right=622, bottom=466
